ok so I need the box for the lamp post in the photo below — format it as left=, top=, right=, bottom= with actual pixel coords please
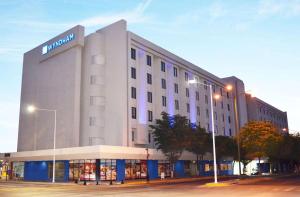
left=188, top=79, right=219, bottom=183
left=27, top=105, right=57, bottom=183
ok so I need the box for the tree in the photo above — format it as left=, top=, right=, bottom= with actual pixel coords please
left=186, top=126, right=212, bottom=174
left=150, top=112, right=191, bottom=177
left=215, top=136, right=237, bottom=161
left=238, top=121, right=282, bottom=174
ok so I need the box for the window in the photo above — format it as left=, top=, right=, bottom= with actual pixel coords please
left=162, top=96, right=167, bottom=107
left=228, top=116, right=231, bottom=124
left=197, top=106, right=200, bottom=116
left=187, top=103, right=190, bottom=113
left=89, top=117, right=96, bottom=126
left=146, top=55, right=151, bottom=66
left=229, top=128, right=232, bottom=136
left=131, top=107, right=137, bottom=119
left=131, top=67, right=136, bottom=79
left=214, top=99, right=217, bottom=106
left=147, top=73, right=152, bottom=84
left=186, top=88, right=189, bottom=97
left=161, top=61, right=165, bottom=72
left=212, top=85, right=216, bottom=93
left=148, top=110, right=153, bottom=122
left=207, top=123, right=210, bottom=132
left=90, top=75, right=97, bottom=84
left=205, top=95, right=208, bottom=104
left=148, top=132, right=151, bottom=143
left=214, top=112, right=217, bottom=120
left=175, top=100, right=179, bottom=110
left=131, top=48, right=136, bottom=60
left=206, top=109, right=209, bottom=118
left=161, top=78, right=166, bottom=89
left=132, top=130, right=135, bottom=142
left=174, top=83, right=178, bottom=93
left=223, top=127, right=226, bottom=136
left=222, top=114, right=225, bottom=122
left=184, top=72, right=189, bottom=81
left=204, top=81, right=208, bottom=90
left=220, top=88, right=223, bottom=96
left=196, top=91, right=199, bottom=101
left=147, top=91, right=152, bottom=103
left=227, top=91, right=230, bottom=98
left=221, top=101, right=224, bottom=109
left=173, top=67, right=178, bottom=77
left=227, top=104, right=230, bottom=111
left=131, top=87, right=136, bottom=99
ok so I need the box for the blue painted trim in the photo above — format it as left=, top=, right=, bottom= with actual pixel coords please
left=147, top=160, right=158, bottom=180
left=116, top=159, right=125, bottom=182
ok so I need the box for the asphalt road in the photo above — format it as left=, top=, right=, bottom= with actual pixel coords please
left=0, top=175, right=300, bottom=197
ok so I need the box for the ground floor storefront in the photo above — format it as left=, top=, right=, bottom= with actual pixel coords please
left=0, top=145, right=233, bottom=182
left=1, top=159, right=233, bottom=182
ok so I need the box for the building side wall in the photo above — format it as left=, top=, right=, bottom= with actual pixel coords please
left=18, top=25, right=84, bottom=151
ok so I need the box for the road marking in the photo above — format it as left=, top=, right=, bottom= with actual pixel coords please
left=284, top=187, right=296, bottom=192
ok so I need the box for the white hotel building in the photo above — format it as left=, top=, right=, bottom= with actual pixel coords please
left=0, top=20, right=288, bottom=182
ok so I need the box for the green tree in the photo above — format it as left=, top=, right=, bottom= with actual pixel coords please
left=186, top=126, right=212, bottom=174
left=215, top=136, right=237, bottom=161
left=150, top=112, right=191, bottom=177
left=238, top=121, right=282, bottom=174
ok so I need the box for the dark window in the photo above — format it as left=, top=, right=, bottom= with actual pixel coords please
left=185, top=72, right=189, bottom=81
left=228, top=116, right=231, bottom=123
left=186, top=88, right=189, bottom=97
left=227, top=104, right=230, bottom=111
left=146, top=55, right=152, bottom=66
left=197, top=106, right=200, bottom=116
left=148, top=110, right=153, bottom=122
left=173, top=67, right=178, bottom=77
left=229, top=128, right=232, bottom=136
left=222, top=114, right=225, bottom=122
left=212, top=85, right=216, bottom=93
left=147, top=73, right=152, bottom=84
left=147, top=91, right=152, bottom=103
left=161, top=78, right=166, bottom=89
left=206, top=109, right=209, bottom=118
left=196, top=91, right=199, bottom=101
left=175, top=100, right=179, bottom=110
left=131, top=67, right=136, bottom=79
left=214, top=112, right=217, bottom=120
left=161, top=61, right=165, bottom=72
left=174, top=83, right=178, bottom=93
left=214, top=99, right=217, bottom=106
left=187, top=103, right=190, bottom=113
left=227, top=92, right=230, bottom=98
left=132, top=130, right=135, bottom=141
left=131, top=48, right=136, bottom=60
left=162, top=96, right=167, bottom=107
left=207, top=123, right=210, bottom=132
left=148, top=132, right=151, bottom=143
left=131, top=107, right=136, bottom=119
left=205, top=95, right=208, bottom=104
left=221, top=101, right=224, bottom=109
left=220, top=88, right=223, bottom=96
left=204, top=81, right=208, bottom=90
left=131, top=87, right=136, bottom=99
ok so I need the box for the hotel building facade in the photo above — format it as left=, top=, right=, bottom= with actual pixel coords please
left=0, top=20, right=288, bottom=182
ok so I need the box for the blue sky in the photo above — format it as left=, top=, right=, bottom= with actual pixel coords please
left=0, top=0, right=300, bottom=152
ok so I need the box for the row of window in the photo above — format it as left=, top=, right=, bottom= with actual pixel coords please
left=130, top=86, right=231, bottom=111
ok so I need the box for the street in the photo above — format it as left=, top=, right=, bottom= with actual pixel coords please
left=0, top=175, right=300, bottom=197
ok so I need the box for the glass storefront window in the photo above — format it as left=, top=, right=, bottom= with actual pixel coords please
left=69, top=160, right=96, bottom=181
left=12, top=162, right=24, bottom=180
left=100, top=159, right=116, bottom=181
left=48, top=161, right=65, bottom=181
left=158, top=161, right=171, bottom=177
left=125, top=160, right=148, bottom=179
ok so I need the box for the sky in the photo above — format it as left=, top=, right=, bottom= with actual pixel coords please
left=0, top=0, right=299, bottom=152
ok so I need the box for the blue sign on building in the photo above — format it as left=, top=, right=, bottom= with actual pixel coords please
left=42, top=33, right=75, bottom=55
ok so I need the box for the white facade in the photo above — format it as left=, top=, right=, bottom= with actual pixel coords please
left=17, top=20, right=287, bottom=153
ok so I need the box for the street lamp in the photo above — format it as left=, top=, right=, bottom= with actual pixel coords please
left=225, top=86, right=254, bottom=176
left=27, top=105, right=57, bottom=183
left=188, top=79, right=219, bottom=183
